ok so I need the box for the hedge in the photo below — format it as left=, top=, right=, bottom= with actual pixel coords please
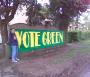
left=67, top=31, right=90, bottom=43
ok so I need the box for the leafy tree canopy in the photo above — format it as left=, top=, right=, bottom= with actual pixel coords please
left=0, top=0, right=20, bottom=23
left=0, top=0, right=38, bottom=43
left=49, top=0, right=90, bottom=24
left=48, top=0, right=90, bottom=30
left=0, top=0, right=38, bottom=23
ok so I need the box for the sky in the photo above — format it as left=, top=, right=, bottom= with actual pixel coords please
left=79, top=8, right=90, bottom=24
left=9, top=0, right=49, bottom=25
left=37, top=0, right=49, bottom=5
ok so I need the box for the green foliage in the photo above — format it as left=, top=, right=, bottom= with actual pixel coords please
left=79, top=31, right=90, bottom=40
left=26, top=3, right=42, bottom=25
left=40, top=6, right=50, bottom=15
left=68, top=31, right=90, bottom=43
left=49, top=0, right=90, bottom=29
left=50, top=0, right=89, bottom=17
left=68, top=32, right=78, bottom=43
left=0, top=0, right=19, bottom=22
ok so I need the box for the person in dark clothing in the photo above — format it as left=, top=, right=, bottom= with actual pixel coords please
left=9, top=28, right=20, bottom=63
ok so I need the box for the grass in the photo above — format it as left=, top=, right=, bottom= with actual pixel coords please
left=63, top=48, right=77, bottom=58
left=57, top=39, right=90, bottom=63
left=51, top=48, right=77, bottom=64
left=79, top=39, right=90, bottom=45
left=22, top=39, right=90, bottom=65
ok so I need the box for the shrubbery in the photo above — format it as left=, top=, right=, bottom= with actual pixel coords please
left=67, top=31, right=90, bottom=43
left=68, top=32, right=78, bottom=43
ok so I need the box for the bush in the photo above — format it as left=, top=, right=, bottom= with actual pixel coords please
left=78, top=31, right=90, bottom=40
left=68, top=31, right=90, bottom=43
left=68, top=32, right=78, bottom=43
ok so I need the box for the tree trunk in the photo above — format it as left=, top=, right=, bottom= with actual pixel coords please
left=59, top=25, right=68, bottom=44
left=58, top=19, right=69, bottom=44
left=0, top=22, right=8, bottom=58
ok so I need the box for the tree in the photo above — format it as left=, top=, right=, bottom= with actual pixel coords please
left=0, top=0, right=40, bottom=57
left=50, top=0, right=90, bottom=29
left=0, top=0, right=19, bottom=57
left=26, top=3, right=42, bottom=26
left=40, top=3, right=50, bottom=15
left=0, top=0, right=19, bottom=42
left=49, top=0, right=90, bottom=42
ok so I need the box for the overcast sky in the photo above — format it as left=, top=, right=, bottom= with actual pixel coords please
left=37, top=0, right=49, bottom=5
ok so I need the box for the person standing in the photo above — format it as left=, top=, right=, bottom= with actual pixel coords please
left=9, top=28, right=20, bottom=63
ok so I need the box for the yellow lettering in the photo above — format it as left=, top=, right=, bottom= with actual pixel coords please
left=29, top=32, right=35, bottom=47
left=47, top=32, right=51, bottom=44
left=15, top=31, right=23, bottom=48
left=51, top=32, right=55, bottom=44
left=59, top=33, right=63, bottom=42
left=56, top=32, right=60, bottom=43
left=35, top=32, right=41, bottom=46
left=23, top=32, right=29, bottom=48
left=42, top=32, right=47, bottom=45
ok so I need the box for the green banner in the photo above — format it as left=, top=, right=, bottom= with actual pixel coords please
left=15, top=29, right=64, bottom=53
